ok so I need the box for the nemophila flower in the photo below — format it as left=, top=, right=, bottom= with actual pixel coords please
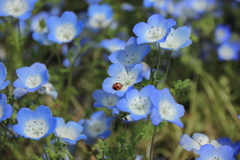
left=87, top=3, right=113, bottom=29
left=92, top=89, right=120, bottom=108
left=135, top=155, right=143, bottom=160
left=99, top=38, right=126, bottom=53
left=0, top=94, right=13, bottom=123
left=13, top=87, right=28, bottom=100
left=13, top=105, right=57, bottom=140
left=109, top=37, right=151, bottom=66
left=121, top=3, right=135, bottom=11
left=33, top=32, right=53, bottom=45
left=102, top=63, right=143, bottom=97
left=133, top=14, right=176, bottom=44
left=54, top=117, right=87, bottom=145
left=13, top=62, right=49, bottom=92
left=37, top=83, right=58, bottom=101
left=185, top=0, right=216, bottom=15
left=238, top=115, right=240, bottom=119
left=215, top=25, right=231, bottom=43
left=150, top=88, right=185, bottom=127
left=84, top=0, right=102, bottom=4
left=217, top=42, right=239, bottom=61
left=218, top=137, right=240, bottom=157
left=31, top=11, right=49, bottom=34
left=0, top=62, right=10, bottom=90
left=196, top=144, right=235, bottom=160
left=159, top=26, right=192, bottom=51
left=117, top=85, right=155, bottom=121
left=0, top=0, right=38, bottom=20
left=47, top=11, right=84, bottom=44
left=179, top=133, right=222, bottom=155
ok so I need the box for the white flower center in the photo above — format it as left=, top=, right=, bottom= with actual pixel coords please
left=25, top=75, right=42, bottom=88
left=145, top=26, right=165, bottom=42
left=115, top=71, right=136, bottom=91
left=0, top=106, right=3, bottom=119
left=129, top=97, right=150, bottom=115
left=93, top=13, right=106, bottom=22
left=159, top=100, right=176, bottom=120
left=102, top=95, right=118, bottom=107
left=56, top=127, right=78, bottom=140
left=5, top=0, right=28, bottom=16
left=160, top=32, right=175, bottom=48
left=24, top=119, right=49, bottom=139
left=34, top=19, right=49, bottom=34
left=218, top=45, right=234, bottom=60
left=87, top=121, right=106, bottom=136
left=192, top=0, right=207, bottom=12
left=56, top=24, right=76, bottom=42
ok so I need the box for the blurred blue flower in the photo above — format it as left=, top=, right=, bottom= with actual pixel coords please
left=102, top=63, right=143, bottom=97
left=217, top=42, right=239, bottom=61
left=54, top=117, right=87, bottom=145
left=31, top=11, right=49, bottom=34
left=150, top=88, right=185, bottom=127
left=13, top=105, right=57, bottom=140
left=37, top=83, right=58, bottom=101
left=92, top=89, right=120, bottom=108
left=159, top=26, right=192, bottom=51
left=109, top=37, right=151, bottom=66
left=117, top=85, right=155, bottom=121
left=84, top=0, right=102, bottom=4
left=0, top=94, right=13, bottom=122
left=32, top=32, right=54, bottom=45
left=13, top=62, right=49, bottom=92
left=0, top=62, right=10, bottom=90
left=121, top=3, right=135, bottom=11
left=13, top=87, right=28, bottom=100
left=133, top=14, right=176, bottom=44
left=100, top=38, right=126, bottom=53
left=218, top=137, right=240, bottom=157
left=196, top=144, right=235, bottom=160
left=179, top=133, right=222, bottom=155
left=215, top=25, right=231, bottom=43
left=47, top=11, right=84, bottom=44
left=87, top=3, right=113, bottom=30
left=0, top=0, right=38, bottom=20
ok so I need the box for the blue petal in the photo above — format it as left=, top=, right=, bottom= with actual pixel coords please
left=0, top=80, right=10, bottom=90
left=139, top=85, right=155, bottom=98
left=0, top=93, right=7, bottom=107
left=93, top=102, right=106, bottom=108
left=0, top=63, right=7, bottom=84
left=109, top=50, right=124, bottom=64
left=47, top=16, right=61, bottom=32
left=150, top=107, right=162, bottom=126
left=34, top=105, right=53, bottom=120
left=98, top=130, right=111, bottom=139
left=130, top=114, right=147, bottom=121
left=66, top=121, right=84, bottom=135
left=92, top=90, right=109, bottom=102
left=147, top=14, right=166, bottom=27
left=75, top=20, right=84, bottom=37
left=1, top=104, right=13, bottom=121
left=16, top=67, right=30, bottom=82
left=102, top=77, right=117, bottom=94
left=16, top=108, right=35, bottom=126
left=117, top=99, right=131, bottom=113
left=90, top=111, right=105, bottom=120
left=108, top=63, right=126, bottom=78
left=60, top=11, right=77, bottom=25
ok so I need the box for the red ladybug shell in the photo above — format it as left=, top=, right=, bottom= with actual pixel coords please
left=112, top=82, right=123, bottom=90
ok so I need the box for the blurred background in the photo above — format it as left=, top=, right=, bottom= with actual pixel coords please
left=0, top=0, right=240, bottom=159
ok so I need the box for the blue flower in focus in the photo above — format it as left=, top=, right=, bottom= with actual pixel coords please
left=150, top=88, right=185, bottom=127
left=13, top=87, right=28, bottom=100
left=133, top=14, right=176, bottom=44
left=217, top=42, right=239, bottom=61
left=196, top=144, right=235, bottom=160
left=0, top=62, right=10, bottom=90
left=215, top=25, right=231, bottom=43
left=13, top=62, right=49, bottom=92
left=54, top=117, right=87, bottom=145
left=117, top=85, right=155, bottom=121
left=218, top=137, right=240, bottom=157
left=92, top=89, right=120, bottom=108
left=100, top=38, right=126, bottom=53
left=47, top=11, right=84, bottom=44
left=159, top=26, right=192, bottom=51
left=79, top=111, right=113, bottom=146
left=0, top=0, right=38, bottom=20
left=87, top=3, right=113, bottom=30
left=13, top=105, right=57, bottom=140
left=0, top=94, right=13, bottom=122
left=102, top=63, right=143, bottom=97
left=179, top=133, right=222, bottom=155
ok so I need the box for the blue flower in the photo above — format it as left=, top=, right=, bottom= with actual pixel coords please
left=159, top=26, right=192, bottom=51
left=218, top=137, right=240, bottom=157
left=31, top=11, right=49, bottom=34
left=100, top=38, right=126, bottom=53
left=87, top=3, right=113, bottom=29
left=179, top=133, right=222, bottom=155
left=196, top=144, right=235, bottom=160
left=0, top=0, right=38, bottom=20
left=150, top=88, right=185, bottom=127
left=215, top=25, right=231, bottom=43
left=217, top=42, right=239, bottom=61
left=13, top=105, right=57, bottom=140
left=185, top=0, right=216, bottom=15
left=0, top=62, right=10, bottom=90
left=84, top=0, right=102, bottom=4
left=32, top=32, right=54, bottom=45
left=121, top=3, right=135, bottom=11
left=37, top=83, right=58, bottom=101
left=133, top=14, right=176, bottom=44
left=102, top=63, right=143, bottom=97
left=0, top=94, right=13, bottom=122
left=47, top=11, right=84, bottom=44
left=13, top=62, right=49, bottom=92
left=117, top=85, right=155, bottom=121
left=54, top=117, right=87, bottom=145
left=92, top=89, right=120, bottom=108
left=13, top=87, right=28, bottom=100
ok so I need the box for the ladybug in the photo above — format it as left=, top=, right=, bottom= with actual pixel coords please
left=112, top=82, right=123, bottom=90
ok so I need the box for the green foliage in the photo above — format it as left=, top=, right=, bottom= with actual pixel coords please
left=170, top=79, right=192, bottom=96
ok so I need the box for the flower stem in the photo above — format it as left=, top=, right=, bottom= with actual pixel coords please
left=161, top=53, right=172, bottom=89
left=155, top=43, right=162, bottom=87
left=149, top=126, right=157, bottom=160
left=0, top=123, right=16, bottom=138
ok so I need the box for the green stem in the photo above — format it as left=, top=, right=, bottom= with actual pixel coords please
left=161, top=53, right=172, bottom=89
left=149, top=126, right=157, bottom=160
left=102, top=150, right=105, bottom=160
left=0, top=123, right=16, bottom=138
left=154, top=43, right=162, bottom=87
